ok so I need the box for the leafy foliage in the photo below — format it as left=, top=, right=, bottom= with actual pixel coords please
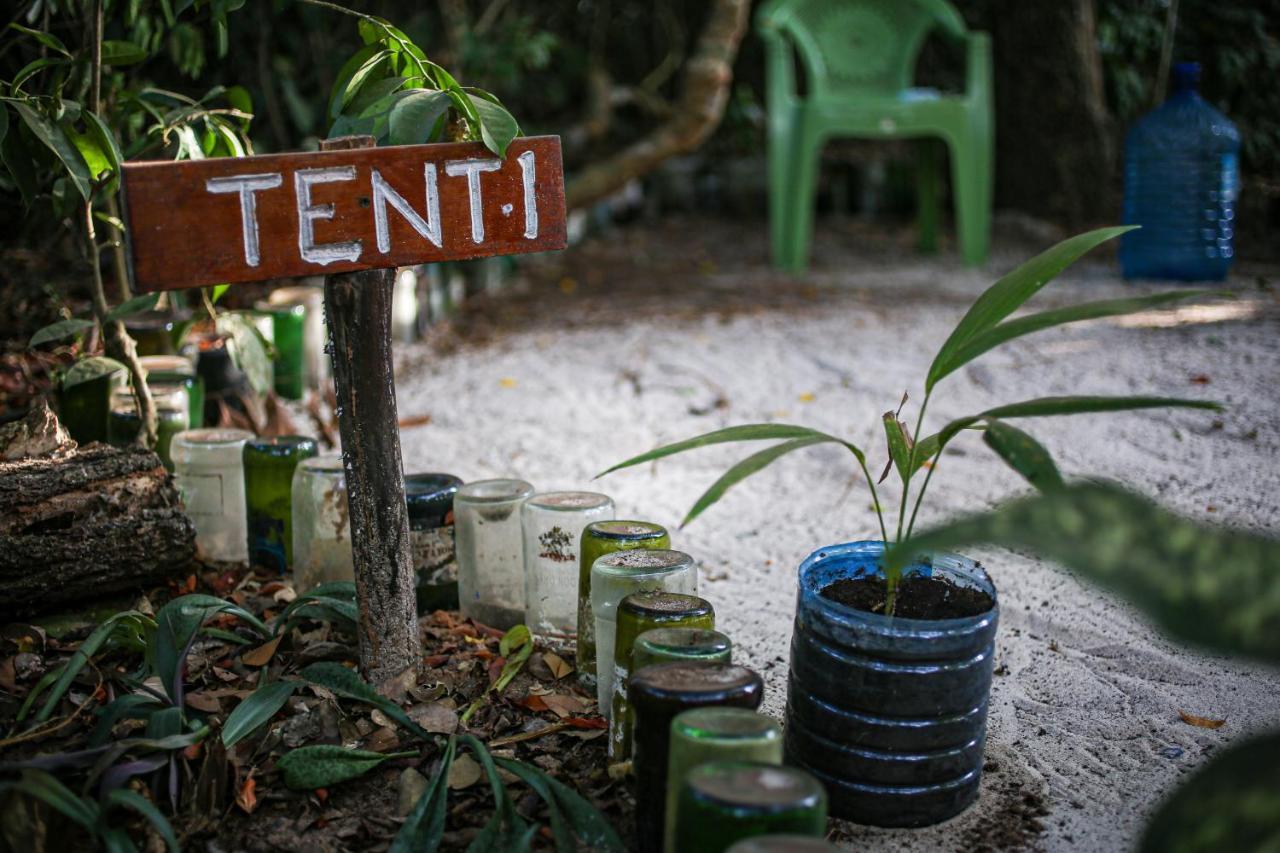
left=600, top=228, right=1222, bottom=611
left=277, top=745, right=416, bottom=790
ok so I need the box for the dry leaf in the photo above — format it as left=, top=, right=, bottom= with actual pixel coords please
left=541, top=694, right=586, bottom=718
left=185, top=691, right=221, bottom=713
left=241, top=635, right=282, bottom=667
left=363, top=726, right=401, bottom=753
left=236, top=775, right=258, bottom=814
left=399, top=413, right=432, bottom=428
left=408, top=702, right=458, bottom=734
left=542, top=652, right=573, bottom=680
left=1178, top=710, right=1226, bottom=729
left=448, top=753, right=482, bottom=790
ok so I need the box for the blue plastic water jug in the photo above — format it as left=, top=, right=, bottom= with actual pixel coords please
left=1120, top=62, right=1240, bottom=281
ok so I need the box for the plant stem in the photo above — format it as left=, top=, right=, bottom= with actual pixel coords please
left=894, top=392, right=931, bottom=543
left=904, top=452, right=940, bottom=540
left=856, top=455, right=890, bottom=545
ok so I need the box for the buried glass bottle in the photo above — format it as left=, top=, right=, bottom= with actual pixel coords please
left=406, top=473, right=464, bottom=612
left=629, top=662, right=764, bottom=853
left=291, top=456, right=353, bottom=593
left=171, top=428, right=253, bottom=563
left=611, top=592, right=714, bottom=761
left=577, top=520, right=670, bottom=691
left=243, top=435, right=318, bottom=572
left=455, top=478, right=535, bottom=630
left=633, top=627, right=732, bottom=673
left=663, top=708, right=783, bottom=853
left=591, top=550, right=697, bottom=716
left=107, top=385, right=188, bottom=470
left=57, top=362, right=124, bottom=445
left=672, top=762, right=828, bottom=853
left=522, top=491, right=615, bottom=638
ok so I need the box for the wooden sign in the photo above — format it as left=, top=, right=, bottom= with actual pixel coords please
left=120, top=136, right=566, bottom=292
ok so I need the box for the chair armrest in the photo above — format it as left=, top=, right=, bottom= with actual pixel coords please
left=965, top=32, right=992, bottom=104
left=758, top=24, right=798, bottom=111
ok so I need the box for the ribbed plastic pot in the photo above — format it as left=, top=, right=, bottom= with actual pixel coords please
left=784, top=540, right=998, bottom=827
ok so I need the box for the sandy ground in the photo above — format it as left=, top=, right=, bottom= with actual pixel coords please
left=389, top=215, right=1280, bottom=852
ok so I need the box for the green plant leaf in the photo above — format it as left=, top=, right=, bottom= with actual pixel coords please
left=221, top=681, right=297, bottom=747
left=881, top=412, right=913, bottom=484
left=7, top=23, right=72, bottom=57
left=494, top=758, right=626, bottom=852
left=61, top=356, right=126, bottom=390
left=277, top=745, right=416, bottom=790
left=598, top=423, right=863, bottom=478
left=683, top=435, right=829, bottom=527
left=29, top=318, right=94, bottom=347
left=81, top=111, right=124, bottom=195
left=934, top=395, right=1222, bottom=447
left=0, top=103, right=7, bottom=146
left=215, top=313, right=272, bottom=394
left=1140, top=730, right=1280, bottom=853
left=106, top=292, right=161, bottom=322
left=31, top=611, right=152, bottom=723
left=933, top=290, right=1221, bottom=386
left=327, top=43, right=384, bottom=120
left=12, top=102, right=92, bottom=200
left=884, top=482, right=1280, bottom=661
left=153, top=595, right=268, bottom=703
left=89, top=694, right=165, bottom=747
left=102, top=40, right=148, bottom=66
left=467, top=94, right=519, bottom=157
left=389, top=737, right=455, bottom=853
left=104, top=789, right=178, bottom=852
left=0, top=770, right=97, bottom=830
left=299, top=662, right=434, bottom=742
left=274, top=582, right=359, bottom=634
left=388, top=90, right=451, bottom=146
left=982, top=420, right=1063, bottom=492
left=459, top=735, right=530, bottom=852
left=339, top=49, right=395, bottom=116
left=210, top=284, right=230, bottom=304
left=11, top=57, right=71, bottom=91
left=927, top=226, right=1135, bottom=391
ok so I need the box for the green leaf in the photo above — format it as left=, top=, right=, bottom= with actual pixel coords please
left=328, top=43, right=385, bottom=121
left=2, top=119, right=38, bottom=206
left=210, top=284, right=230, bottom=304
left=467, top=94, right=519, bottom=157
left=927, top=226, right=1135, bottom=391
left=276, top=745, right=416, bottom=790
left=106, top=292, right=161, bottom=322
left=30, top=318, right=94, bottom=347
left=221, top=681, right=297, bottom=747
left=7, top=23, right=72, bottom=57
left=215, top=313, right=272, bottom=395
left=0, top=770, right=97, bottom=830
left=458, top=735, right=530, bottom=852
left=339, top=49, right=395, bottom=117
left=12, top=102, right=92, bottom=200
left=104, top=789, right=178, bottom=852
left=61, top=356, right=126, bottom=390
left=11, top=57, right=71, bottom=91
left=494, top=758, right=625, bottom=852
left=1140, top=731, right=1280, bottom=853
left=934, top=290, right=1221, bottom=386
left=881, top=412, right=913, bottom=484
left=683, top=435, right=829, bottom=527
left=388, top=90, right=450, bottom=146
left=33, top=611, right=152, bottom=723
left=598, top=423, right=863, bottom=479
left=89, top=694, right=164, bottom=747
left=934, top=395, right=1223, bottom=447
left=982, top=420, right=1063, bottom=492
left=0, top=104, right=7, bottom=147
left=884, top=482, right=1280, bottom=662
left=389, top=737, right=455, bottom=853
left=299, top=662, right=434, bottom=742
left=102, top=40, right=148, bottom=66
left=153, top=595, right=269, bottom=703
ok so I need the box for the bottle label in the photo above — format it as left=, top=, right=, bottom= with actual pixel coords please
left=412, top=524, right=457, bottom=586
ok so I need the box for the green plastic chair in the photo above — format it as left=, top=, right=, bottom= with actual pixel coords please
left=758, top=0, right=993, bottom=270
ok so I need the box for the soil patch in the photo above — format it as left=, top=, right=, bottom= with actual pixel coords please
left=820, top=575, right=994, bottom=620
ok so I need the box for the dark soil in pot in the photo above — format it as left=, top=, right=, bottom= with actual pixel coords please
left=821, top=575, right=994, bottom=619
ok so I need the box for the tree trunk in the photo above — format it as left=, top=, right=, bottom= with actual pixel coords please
left=0, top=444, right=195, bottom=616
left=565, top=0, right=751, bottom=210
left=985, top=0, right=1115, bottom=226
left=320, top=134, right=421, bottom=688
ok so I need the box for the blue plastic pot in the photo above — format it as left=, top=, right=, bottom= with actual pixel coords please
left=784, top=540, right=998, bottom=827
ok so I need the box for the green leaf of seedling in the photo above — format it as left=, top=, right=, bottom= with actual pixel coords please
left=1140, top=731, right=1280, bottom=853
left=0, top=770, right=98, bottom=830
left=388, top=90, right=451, bottom=146
left=153, top=595, right=268, bottom=703
left=459, top=735, right=531, bottom=851
left=221, top=680, right=298, bottom=747
left=277, top=745, right=416, bottom=790
left=462, top=626, right=533, bottom=725
left=937, top=290, right=1222, bottom=384
left=598, top=423, right=864, bottom=479
left=884, top=482, right=1280, bottom=662
left=7, top=23, right=72, bottom=57
left=102, top=40, right=148, bottom=66
left=389, top=737, right=455, bottom=853
left=982, top=420, right=1063, bottom=492
left=12, top=102, right=92, bottom=200
left=103, top=789, right=178, bottom=852
left=494, top=758, right=626, bottom=852
left=30, top=611, right=153, bottom=723
left=106, top=292, right=161, bottom=322
left=30, top=318, right=95, bottom=347
left=881, top=412, right=914, bottom=484
left=927, top=226, right=1135, bottom=392
left=683, top=435, right=830, bottom=527
left=467, top=94, right=519, bottom=157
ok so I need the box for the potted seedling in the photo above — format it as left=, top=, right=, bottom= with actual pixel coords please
left=600, top=227, right=1221, bottom=826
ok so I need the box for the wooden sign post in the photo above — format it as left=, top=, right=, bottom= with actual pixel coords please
left=121, top=135, right=567, bottom=684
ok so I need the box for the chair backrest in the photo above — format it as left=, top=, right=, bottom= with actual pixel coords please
left=760, top=0, right=967, bottom=99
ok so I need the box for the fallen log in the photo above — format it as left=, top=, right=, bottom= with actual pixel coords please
left=0, top=442, right=196, bottom=616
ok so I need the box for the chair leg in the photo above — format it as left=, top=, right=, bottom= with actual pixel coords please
left=948, top=135, right=992, bottom=266
left=780, top=127, right=821, bottom=273
left=915, top=139, right=940, bottom=254
left=767, top=123, right=794, bottom=270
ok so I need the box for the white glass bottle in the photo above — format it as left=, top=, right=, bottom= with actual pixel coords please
left=590, top=549, right=697, bottom=713
left=291, top=456, right=353, bottom=593
left=522, top=491, right=615, bottom=638
left=455, top=479, right=535, bottom=630
left=170, top=428, right=253, bottom=563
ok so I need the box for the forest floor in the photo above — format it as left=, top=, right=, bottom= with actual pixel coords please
left=390, top=213, right=1280, bottom=852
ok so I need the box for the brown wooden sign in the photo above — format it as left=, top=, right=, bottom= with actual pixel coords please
left=120, top=135, right=566, bottom=292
